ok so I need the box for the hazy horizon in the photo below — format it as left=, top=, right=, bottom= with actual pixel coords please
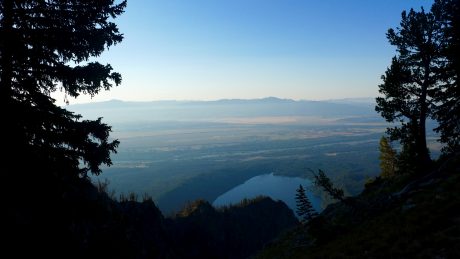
left=52, top=0, right=433, bottom=105
left=63, top=96, right=376, bottom=106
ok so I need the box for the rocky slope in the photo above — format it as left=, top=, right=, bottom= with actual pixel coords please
left=257, top=155, right=460, bottom=258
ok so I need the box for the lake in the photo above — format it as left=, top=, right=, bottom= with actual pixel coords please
left=213, top=173, right=321, bottom=216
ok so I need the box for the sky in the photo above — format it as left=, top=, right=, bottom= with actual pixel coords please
left=54, top=0, right=434, bottom=104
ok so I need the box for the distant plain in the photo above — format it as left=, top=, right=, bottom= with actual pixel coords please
left=69, top=98, right=439, bottom=213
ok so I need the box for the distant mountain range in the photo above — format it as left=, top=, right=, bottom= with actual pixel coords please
left=67, top=97, right=378, bottom=123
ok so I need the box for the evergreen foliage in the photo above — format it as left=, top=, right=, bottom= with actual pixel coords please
left=258, top=1, right=460, bottom=257
left=376, top=0, right=460, bottom=161
left=375, top=6, right=442, bottom=167
left=1, top=1, right=127, bottom=256
left=379, top=136, right=397, bottom=178
left=295, top=185, right=318, bottom=223
left=171, top=197, right=298, bottom=259
left=257, top=156, right=460, bottom=259
left=432, top=0, right=460, bottom=154
left=0, top=0, right=127, bottom=179
left=313, top=170, right=345, bottom=203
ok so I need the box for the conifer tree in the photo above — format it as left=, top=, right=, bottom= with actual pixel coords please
left=379, top=136, right=397, bottom=178
left=295, top=184, right=318, bottom=223
left=375, top=7, right=443, bottom=168
left=432, top=0, right=460, bottom=154
left=0, top=0, right=126, bottom=180
left=1, top=1, right=127, bottom=255
left=313, top=170, right=345, bottom=203
left=376, top=0, right=460, bottom=160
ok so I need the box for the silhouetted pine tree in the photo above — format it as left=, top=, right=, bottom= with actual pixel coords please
left=0, top=0, right=126, bottom=180
left=0, top=1, right=127, bottom=257
left=375, top=6, right=443, bottom=168
left=376, top=0, right=460, bottom=165
left=295, top=185, right=318, bottom=223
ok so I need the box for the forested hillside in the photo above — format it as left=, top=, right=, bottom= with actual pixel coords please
left=257, top=156, right=460, bottom=258
left=259, top=0, right=460, bottom=257
left=2, top=0, right=459, bottom=258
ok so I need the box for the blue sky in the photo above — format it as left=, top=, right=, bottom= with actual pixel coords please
left=56, top=0, right=434, bottom=104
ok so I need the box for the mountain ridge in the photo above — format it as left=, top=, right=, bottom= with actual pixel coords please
left=66, top=96, right=376, bottom=107
left=66, top=97, right=378, bottom=123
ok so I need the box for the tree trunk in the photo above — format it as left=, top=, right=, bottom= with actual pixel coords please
left=417, top=59, right=432, bottom=168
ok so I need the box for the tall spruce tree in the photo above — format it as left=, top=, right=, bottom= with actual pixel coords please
left=295, top=185, right=318, bottom=223
left=375, top=6, right=444, bottom=168
left=0, top=0, right=126, bottom=181
left=1, top=1, right=127, bottom=256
